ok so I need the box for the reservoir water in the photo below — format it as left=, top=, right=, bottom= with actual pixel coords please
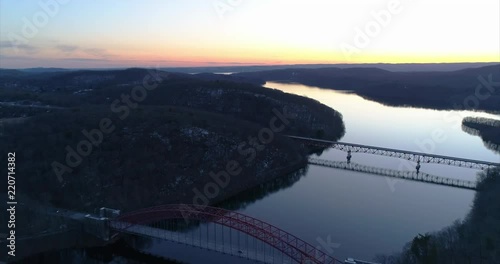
left=227, top=82, right=500, bottom=261
left=66, top=81, right=499, bottom=263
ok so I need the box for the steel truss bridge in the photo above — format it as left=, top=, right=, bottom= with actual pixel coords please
left=308, top=158, right=477, bottom=190
left=110, top=204, right=343, bottom=264
left=288, top=136, right=500, bottom=170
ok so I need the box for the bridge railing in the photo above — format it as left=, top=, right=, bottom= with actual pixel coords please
left=288, top=135, right=500, bottom=170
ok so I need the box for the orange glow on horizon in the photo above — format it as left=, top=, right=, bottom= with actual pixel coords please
left=1, top=0, right=498, bottom=68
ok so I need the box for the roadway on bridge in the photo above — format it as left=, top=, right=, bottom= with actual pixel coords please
left=288, top=135, right=500, bottom=170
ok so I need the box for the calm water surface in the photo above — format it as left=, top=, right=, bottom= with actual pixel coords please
left=144, top=81, right=499, bottom=263
left=231, top=82, right=500, bottom=261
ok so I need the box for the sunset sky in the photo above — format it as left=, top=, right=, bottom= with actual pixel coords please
left=0, top=0, right=499, bottom=68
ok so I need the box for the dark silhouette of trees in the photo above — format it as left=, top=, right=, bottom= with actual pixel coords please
left=376, top=167, right=500, bottom=264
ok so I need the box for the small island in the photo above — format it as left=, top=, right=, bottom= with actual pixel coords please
left=462, top=116, right=500, bottom=153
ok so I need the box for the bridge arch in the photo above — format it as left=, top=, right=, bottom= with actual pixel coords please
left=110, top=204, right=342, bottom=264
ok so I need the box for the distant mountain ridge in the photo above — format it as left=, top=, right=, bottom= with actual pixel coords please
left=0, top=68, right=264, bottom=89
left=234, top=64, right=500, bottom=112
left=2, top=65, right=499, bottom=112
left=1, top=62, right=498, bottom=74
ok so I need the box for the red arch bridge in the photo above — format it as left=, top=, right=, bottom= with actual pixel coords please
left=110, top=204, right=343, bottom=264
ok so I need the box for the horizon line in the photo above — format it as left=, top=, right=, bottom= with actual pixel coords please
left=2, top=61, right=499, bottom=70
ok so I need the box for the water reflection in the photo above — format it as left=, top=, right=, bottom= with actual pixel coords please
left=216, top=168, right=308, bottom=211
left=23, top=81, right=498, bottom=263
left=231, top=82, right=496, bottom=261
left=264, top=82, right=499, bottom=162
left=461, top=124, right=500, bottom=154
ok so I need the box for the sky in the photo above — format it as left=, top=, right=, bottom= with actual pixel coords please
left=0, top=0, right=499, bottom=68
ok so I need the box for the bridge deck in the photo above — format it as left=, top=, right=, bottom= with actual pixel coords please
left=288, top=135, right=500, bottom=169
left=112, top=205, right=343, bottom=264
left=111, top=222, right=281, bottom=264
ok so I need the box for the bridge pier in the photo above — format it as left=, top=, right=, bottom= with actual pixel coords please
left=83, top=207, right=121, bottom=241
left=100, top=207, right=121, bottom=218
